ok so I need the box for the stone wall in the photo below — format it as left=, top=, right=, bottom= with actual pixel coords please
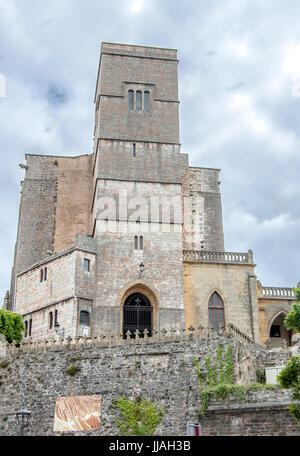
left=203, top=391, right=299, bottom=436
left=0, top=330, right=298, bottom=436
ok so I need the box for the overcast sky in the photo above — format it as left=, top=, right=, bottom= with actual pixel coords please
left=0, top=0, right=299, bottom=305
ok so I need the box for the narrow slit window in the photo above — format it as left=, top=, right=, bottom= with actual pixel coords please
left=40, top=269, right=43, bottom=282
left=54, top=309, right=58, bottom=326
left=144, top=91, right=150, bottom=112
left=25, top=321, right=28, bottom=337
left=29, top=319, right=32, bottom=337
left=134, top=236, right=138, bottom=249
left=133, top=143, right=136, bottom=157
left=44, top=267, right=47, bottom=281
left=136, top=91, right=142, bottom=111
left=49, top=312, right=53, bottom=329
left=128, top=90, right=134, bottom=110
left=139, top=236, right=143, bottom=250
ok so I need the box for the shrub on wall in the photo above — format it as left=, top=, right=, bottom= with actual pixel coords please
left=111, top=396, right=165, bottom=436
left=0, top=310, right=25, bottom=344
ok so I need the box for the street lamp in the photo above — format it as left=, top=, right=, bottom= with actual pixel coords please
left=138, top=262, right=145, bottom=279
left=54, top=321, right=65, bottom=339
left=15, top=409, right=31, bottom=436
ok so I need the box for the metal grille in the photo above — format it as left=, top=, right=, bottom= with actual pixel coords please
left=123, top=293, right=152, bottom=338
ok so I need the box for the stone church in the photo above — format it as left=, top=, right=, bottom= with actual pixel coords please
left=5, top=42, right=298, bottom=348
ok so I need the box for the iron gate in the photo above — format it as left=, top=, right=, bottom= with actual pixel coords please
left=123, top=306, right=152, bottom=338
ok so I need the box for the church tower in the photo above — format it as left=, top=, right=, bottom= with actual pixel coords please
left=91, top=43, right=188, bottom=334
left=10, top=43, right=229, bottom=342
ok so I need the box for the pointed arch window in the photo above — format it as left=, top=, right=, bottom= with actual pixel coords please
left=208, top=292, right=225, bottom=330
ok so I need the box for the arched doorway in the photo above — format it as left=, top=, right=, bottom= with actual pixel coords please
left=123, top=292, right=153, bottom=338
left=269, top=312, right=292, bottom=348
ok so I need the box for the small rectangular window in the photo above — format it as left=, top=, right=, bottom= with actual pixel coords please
left=29, top=319, right=32, bottom=337
left=83, top=258, right=90, bottom=272
left=44, top=267, right=47, bottom=281
left=25, top=321, right=28, bottom=337
left=133, top=143, right=136, bottom=157
left=54, top=309, right=58, bottom=326
left=40, top=269, right=43, bottom=282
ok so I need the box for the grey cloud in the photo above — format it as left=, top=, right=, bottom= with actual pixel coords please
left=0, top=0, right=300, bottom=301
left=46, top=84, right=68, bottom=107
left=226, top=81, right=245, bottom=91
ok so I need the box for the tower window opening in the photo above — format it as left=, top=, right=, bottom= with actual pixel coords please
left=139, top=236, right=143, bottom=250
left=133, top=143, right=136, bottom=157
left=128, top=90, right=134, bottom=110
left=144, top=91, right=150, bottom=112
left=136, top=91, right=142, bottom=111
left=134, top=235, right=138, bottom=250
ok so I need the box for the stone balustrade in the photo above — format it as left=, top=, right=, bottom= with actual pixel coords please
left=261, top=287, right=295, bottom=299
left=0, top=324, right=254, bottom=356
left=183, top=249, right=253, bottom=264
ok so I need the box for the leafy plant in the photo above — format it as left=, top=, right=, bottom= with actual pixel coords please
left=111, top=395, right=165, bottom=436
left=0, top=360, right=9, bottom=369
left=66, top=363, right=80, bottom=376
left=256, top=368, right=266, bottom=384
left=278, top=356, right=300, bottom=425
left=284, top=288, right=300, bottom=334
left=0, top=310, right=25, bottom=344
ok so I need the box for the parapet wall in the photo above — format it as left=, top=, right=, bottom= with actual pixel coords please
left=1, top=326, right=299, bottom=436
left=0, top=328, right=259, bottom=436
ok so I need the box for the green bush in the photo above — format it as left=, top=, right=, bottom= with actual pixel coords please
left=278, top=356, right=300, bottom=425
left=284, top=287, right=300, bottom=333
left=0, top=310, right=25, bottom=344
left=111, top=396, right=165, bottom=436
left=66, top=363, right=80, bottom=376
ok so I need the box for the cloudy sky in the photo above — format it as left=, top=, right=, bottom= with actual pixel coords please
left=0, top=0, right=299, bottom=304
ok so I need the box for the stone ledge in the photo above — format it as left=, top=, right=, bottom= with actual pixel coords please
left=206, top=400, right=299, bottom=414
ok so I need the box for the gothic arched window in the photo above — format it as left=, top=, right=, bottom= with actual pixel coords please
left=208, top=292, right=225, bottom=330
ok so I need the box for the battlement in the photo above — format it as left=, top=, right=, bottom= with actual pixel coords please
left=1, top=324, right=254, bottom=357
